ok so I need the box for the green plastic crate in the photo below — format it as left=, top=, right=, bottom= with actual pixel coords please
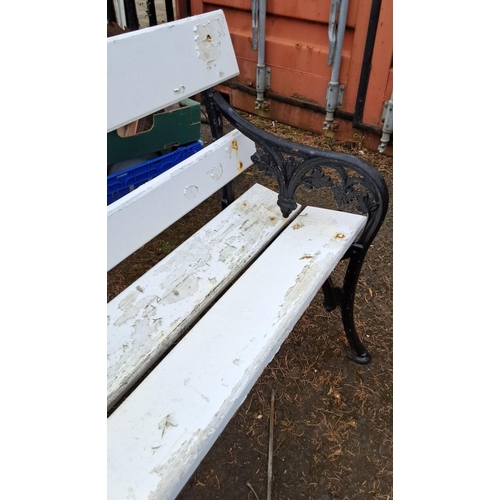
left=107, top=98, right=201, bottom=164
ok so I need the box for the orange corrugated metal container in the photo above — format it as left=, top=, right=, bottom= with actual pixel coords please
left=190, top=0, right=393, bottom=154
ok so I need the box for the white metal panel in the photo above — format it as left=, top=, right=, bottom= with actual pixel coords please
left=108, top=207, right=367, bottom=500
left=107, top=10, right=239, bottom=132
left=107, top=184, right=301, bottom=410
left=107, top=129, right=256, bottom=271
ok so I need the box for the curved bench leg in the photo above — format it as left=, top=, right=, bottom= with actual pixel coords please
left=321, top=277, right=336, bottom=312
left=321, top=253, right=371, bottom=364
left=342, top=252, right=371, bottom=364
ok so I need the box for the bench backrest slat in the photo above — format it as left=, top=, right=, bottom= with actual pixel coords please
left=107, top=10, right=239, bottom=132
left=107, top=129, right=256, bottom=271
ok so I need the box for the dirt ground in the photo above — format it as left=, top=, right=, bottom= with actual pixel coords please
left=107, top=111, right=393, bottom=500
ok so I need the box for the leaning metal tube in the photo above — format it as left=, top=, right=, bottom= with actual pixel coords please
left=327, top=0, right=340, bottom=66
left=255, top=0, right=267, bottom=109
left=332, top=0, right=349, bottom=89
left=324, top=0, right=349, bottom=130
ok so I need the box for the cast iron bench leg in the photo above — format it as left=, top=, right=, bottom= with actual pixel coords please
left=341, top=250, right=372, bottom=364
left=321, top=251, right=371, bottom=365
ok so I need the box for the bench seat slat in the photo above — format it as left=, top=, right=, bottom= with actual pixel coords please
left=107, top=129, right=256, bottom=271
left=107, top=206, right=367, bottom=500
left=107, top=183, right=301, bottom=409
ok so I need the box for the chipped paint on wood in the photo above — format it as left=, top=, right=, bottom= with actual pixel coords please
left=107, top=129, right=256, bottom=271
left=107, top=184, right=301, bottom=409
left=107, top=10, right=239, bottom=132
left=107, top=207, right=366, bottom=500
left=193, top=16, right=225, bottom=69
left=207, top=163, right=223, bottom=180
left=184, top=185, right=198, bottom=199
left=158, top=415, right=178, bottom=437
left=160, top=275, right=200, bottom=305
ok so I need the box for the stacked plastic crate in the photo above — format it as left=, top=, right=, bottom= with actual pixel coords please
left=107, top=99, right=203, bottom=205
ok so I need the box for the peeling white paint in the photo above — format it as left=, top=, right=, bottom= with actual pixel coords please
left=108, top=130, right=255, bottom=271
left=193, top=17, right=225, bottom=69
left=108, top=206, right=366, bottom=500
left=114, top=295, right=160, bottom=327
left=107, top=184, right=302, bottom=410
left=218, top=245, right=237, bottom=263
left=107, top=11, right=239, bottom=133
left=158, top=415, right=178, bottom=438
left=207, top=163, right=223, bottom=180
left=184, top=185, right=198, bottom=199
left=160, top=275, right=200, bottom=305
left=118, top=291, right=139, bottom=311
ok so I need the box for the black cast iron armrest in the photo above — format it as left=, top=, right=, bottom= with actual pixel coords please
left=203, top=88, right=389, bottom=364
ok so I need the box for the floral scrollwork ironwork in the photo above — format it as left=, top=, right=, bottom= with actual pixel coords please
left=202, top=87, right=390, bottom=365
left=301, top=166, right=335, bottom=192
left=204, top=88, right=389, bottom=250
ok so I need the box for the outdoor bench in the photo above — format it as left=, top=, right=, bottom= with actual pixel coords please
left=107, top=10, right=388, bottom=500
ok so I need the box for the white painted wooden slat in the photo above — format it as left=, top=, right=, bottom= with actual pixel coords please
left=107, top=10, right=239, bottom=132
left=107, top=184, right=301, bottom=410
left=107, top=129, right=256, bottom=271
left=107, top=207, right=367, bottom=500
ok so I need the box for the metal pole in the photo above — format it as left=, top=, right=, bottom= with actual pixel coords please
left=255, top=0, right=268, bottom=110
left=327, top=0, right=340, bottom=66
left=113, top=0, right=127, bottom=29
left=108, top=0, right=117, bottom=23
left=123, top=0, right=140, bottom=30
left=165, top=0, right=175, bottom=22
left=353, top=0, right=382, bottom=127
left=324, top=0, right=349, bottom=131
left=146, top=0, right=157, bottom=26
left=252, top=0, right=259, bottom=51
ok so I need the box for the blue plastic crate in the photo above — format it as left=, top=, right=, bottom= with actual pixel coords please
left=107, top=140, right=203, bottom=205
